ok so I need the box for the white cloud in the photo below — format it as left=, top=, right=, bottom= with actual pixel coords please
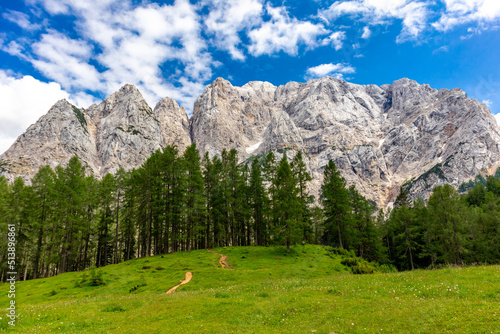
left=204, top=0, right=264, bottom=60
left=31, top=31, right=103, bottom=91
left=306, top=63, right=356, bottom=80
left=495, top=113, right=500, bottom=127
left=0, top=71, right=70, bottom=154
left=483, top=99, right=493, bottom=108
left=2, top=10, right=41, bottom=31
left=23, top=0, right=213, bottom=112
left=4, top=0, right=497, bottom=127
left=248, top=5, right=329, bottom=56
left=433, top=45, right=450, bottom=53
left=361, top=26, right=371, bottom=38
left=321, top=31, right=346, bottom=50
left=319, top=0, right=432, bottom=43
left=434, top=0, right=500, bottom=31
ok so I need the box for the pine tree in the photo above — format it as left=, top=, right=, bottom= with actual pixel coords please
left=348, top=186, right=385, bottom=262
left=96, top=173, right=116, bottom=267
left=428, top=185, right=467, bottom=265
left=291, top=151, right=313, bottom=243
left=0, top=176, right=10, bottom=281
left=8, top=177, right=30, bottom=279
left=321, top=160, right=350, bottom=249
left=413, top=198, right=437, bottom=267
left=183, top=144, right=205, bottom=250
left=112, top=168, right=127, bottom=264
left=54, top=156, right=87, bottom=274
left=121, top=169, right=138, bottom=261
left=30, top=166, right=56, bottom=279
left=262, top=151, right=278, bottom=236
left=273, top=153, right=301, bottom=252
left=249, top=160, right=266, bottom=246
left=389, top=205, right=419, bottom=270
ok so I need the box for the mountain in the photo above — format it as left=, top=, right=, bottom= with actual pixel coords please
left=1, top=77, right=500, bottom=207
left=0, top=84, right=190, bottom=180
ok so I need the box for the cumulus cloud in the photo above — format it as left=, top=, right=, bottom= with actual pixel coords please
left=204, top=0, right=264, bottom=60
left=306, top=63, right=356, bottom=80
left=0, top=71, right=70, bottom=154
left=319, top=0, right=432, bottom=42
left=483, top=99, right=493, bottom=108
left=495, top=113, right=500, bottom=127
left=361, top=26, right=371, bottom=38
left=2, top=0, right=498, bottom=125
left=19, top=0, right=214, bottom=112
left=248, top=5, right=329, bottom=56
left=321, top=31, right=346, bottom=50
left=31, top=31, right=103, bottom=91
left=433, top=0, right=500, bottom=31
left=2, top=10, right=41, bottom=31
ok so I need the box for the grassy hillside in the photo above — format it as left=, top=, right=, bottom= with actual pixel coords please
left=1, top=245, right=499, bottom=333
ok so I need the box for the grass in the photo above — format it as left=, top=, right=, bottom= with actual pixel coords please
left=0, top=245, right=499, bottom=333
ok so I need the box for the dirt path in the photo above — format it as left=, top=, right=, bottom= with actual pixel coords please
left=207, top=249, right=234, bottom=269
left=165, top=272, right=193, bottom=294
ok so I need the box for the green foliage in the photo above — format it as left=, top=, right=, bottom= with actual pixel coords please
left=459, top=174, right=487, bottom=193
left=72, top=105, right=88, bottom=133
left=102, top=304, right=125, bottom=312
left=325, top=246, right=355, bottom=257
left=405, top=161, right=450, bottom=192
left=129, top=282, right=147, bottom=293
left=1, top=246, right=500, bottom=333
left=3, top=136, right=500, bottom=287
left=321, top=160, right=350, bottom=248
left=340, top=257, right=377, bottom=274
left=75, top=268, right=106, bottom=287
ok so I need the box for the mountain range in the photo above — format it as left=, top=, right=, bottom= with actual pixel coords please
left=1, top=77, right=499, bottom=208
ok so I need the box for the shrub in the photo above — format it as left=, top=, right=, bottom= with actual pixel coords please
left=326, top=247, right=355, bottom=257
left=102, top=304, right=125, bottom=312
left=75, top=267, right=106, bottom=287
left=341, top=257, right=378, bottom=274
left=129, top=283, right=147, bottom=293
left=341, top=258, right=359, bottom=267
left=377, top=264, right=398, bottom=273
left=88, top=268, right=106, bottom=286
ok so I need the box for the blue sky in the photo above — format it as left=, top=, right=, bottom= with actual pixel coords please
left=1, top=0, right=500, bottom=153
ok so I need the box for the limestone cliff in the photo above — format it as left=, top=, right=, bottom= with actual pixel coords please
left=2, top=77, right=500, bottom=207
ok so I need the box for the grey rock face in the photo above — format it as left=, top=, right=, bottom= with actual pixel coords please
left=154, top=97, right=191, bottom=152
left=0, top=100, right=99, bottom=180
left=0, top=84, right=191, bottom=181
left=2, top=77, right=500, bottom=208
left=190, top=77, right=500, bottom=207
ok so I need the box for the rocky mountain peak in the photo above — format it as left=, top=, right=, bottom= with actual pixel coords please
left=1, top=77, right=499, bottom=208
left=154, top=97, right=191, bottom=152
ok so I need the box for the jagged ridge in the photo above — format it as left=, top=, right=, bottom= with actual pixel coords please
left=2, top=77, right=500, bottom=207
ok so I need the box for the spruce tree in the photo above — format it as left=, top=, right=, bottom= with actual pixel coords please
left=273, top=153, right=301, bottom=252
left=54, top=156, right=86, bottom=274
left=249, top=160, right=266, bottom=246
left=291, top=151, right=313, bottom=243
left=428, top=185, right=467, bottom=265
left=321, top=160, right=350, bottom=248
left=31, top=166, right=56, bottom=278
left=183, top=144, right=205, bottom=250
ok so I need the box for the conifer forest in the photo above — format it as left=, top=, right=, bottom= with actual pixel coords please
left=1, top=144, right=500, bottom=281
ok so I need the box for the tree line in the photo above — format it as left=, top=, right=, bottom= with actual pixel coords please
left=0, top=144, right=499, bottom=281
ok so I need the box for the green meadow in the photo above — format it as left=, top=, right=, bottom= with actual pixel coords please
left=1, top=245, right=499, bottom=333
